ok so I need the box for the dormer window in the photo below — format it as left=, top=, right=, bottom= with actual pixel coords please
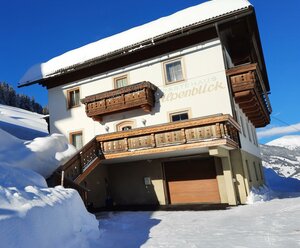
left=164, top=59, right=184, bottom=84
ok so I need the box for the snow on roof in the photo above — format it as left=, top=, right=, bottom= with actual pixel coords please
left=19, top=0, right=251, bottom=85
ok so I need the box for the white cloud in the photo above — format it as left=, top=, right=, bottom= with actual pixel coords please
left=257, top=123, right=300, bottom=139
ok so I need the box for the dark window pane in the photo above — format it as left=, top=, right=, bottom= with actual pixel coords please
left=171, top=112, right=189, bottom=122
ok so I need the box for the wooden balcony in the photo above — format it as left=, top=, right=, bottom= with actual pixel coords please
left=96, top=114, right=240, bottom=159
left=227, top=63, right=272, bottom=128
left=82, top=81, right=157, bottom=121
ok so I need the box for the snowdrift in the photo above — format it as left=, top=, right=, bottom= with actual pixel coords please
left=0, top=106, right=99, bottom=248
left=0, top=165, right=99, bottom=248
left=0, top=128, right=76, bottom=178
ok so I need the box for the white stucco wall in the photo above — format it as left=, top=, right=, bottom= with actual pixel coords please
left=49, top=38, right=233, bottom=145
left=234, top=103, right=261, bottom=157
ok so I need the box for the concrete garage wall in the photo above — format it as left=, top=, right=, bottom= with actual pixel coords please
left=240, top=150, right=265, bottom=190
left=107, top=160, right=166, bottom=206
left=83, top=164, right=109, bottom=208
left=229, top=149, right=264, bottom=204
left=214, top=158, right=228, bottom=204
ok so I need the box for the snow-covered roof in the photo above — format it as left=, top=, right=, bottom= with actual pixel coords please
left=19, top=0, right=251, bottom=86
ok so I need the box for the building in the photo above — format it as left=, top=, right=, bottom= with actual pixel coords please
left=19, top=0, right=272, bottom=208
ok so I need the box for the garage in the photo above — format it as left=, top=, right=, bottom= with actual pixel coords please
left=164, top=158, right=221, bottom=204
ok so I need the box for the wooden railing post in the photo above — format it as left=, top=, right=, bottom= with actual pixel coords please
left=151, top=133, right=156, bottom=148
left=216, top=123, right=221, bottom=138
left=181, top=128, right=186, bottom=143
left=124, top=138, right=129, bottom=151
left=61, top=171, right=65, bottom=186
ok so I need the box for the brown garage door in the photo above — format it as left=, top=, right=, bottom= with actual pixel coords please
left=164, top=158, right=221, bottom=204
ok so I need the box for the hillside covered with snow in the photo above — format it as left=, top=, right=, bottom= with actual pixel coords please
left=261, top=135, right=300, bottom=180
left=0, top=104, right=48, bottom=140
left=0, top=105, right=99, bottom=248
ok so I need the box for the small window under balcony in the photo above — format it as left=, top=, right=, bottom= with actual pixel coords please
left=170, top=111, right=189, bottom=122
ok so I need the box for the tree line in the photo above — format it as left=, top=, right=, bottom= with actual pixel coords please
left=0, top=82, right=48, bottom=114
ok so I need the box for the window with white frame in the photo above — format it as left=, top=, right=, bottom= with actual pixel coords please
left=164, top=59, right=184, bottom=84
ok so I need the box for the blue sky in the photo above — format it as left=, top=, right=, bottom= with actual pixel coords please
left=0, top=0, right=299, bottom=143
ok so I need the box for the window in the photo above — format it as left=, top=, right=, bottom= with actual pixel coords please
left=114, top=75, right=128, bottom=88
left=67, top=88, right=80, bottom=108
left=252, top=127, right=258, bottom=146
left=170, top=111, right=189, bottom=122
left=247, top=123, right=252, bottom=142
left=253, top=162, right=259, bottom=181
left=240, top=116, right=246, bottom=137
left=116, top=120, right=135, bottom=131
left=70, top=131, right=83, bottom=150
left=259, top=163, right=264, bottom=180
left=121, top=126, right=132, bottom=131
left=245, top=160, right=252, bottom=182
left=164, top=59, right=184, bottom=84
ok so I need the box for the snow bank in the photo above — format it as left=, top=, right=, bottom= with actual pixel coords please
left=0, top=129, right=76, bottom=178
left=246, top=185, right=274, bottom=204
left=0, top=107, right=99, bottom=247
left=247, top=167, right=300, bottom=204
left=0, top=104, right=48, bottom=140
left=0, top=165, right=99, bottom=248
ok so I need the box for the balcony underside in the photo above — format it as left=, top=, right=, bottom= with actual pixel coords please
left=82, top=81, right=157, bottom=121
left=227, top=63, right=272, bottom=128
left=100, top=138, right=238, bottom=163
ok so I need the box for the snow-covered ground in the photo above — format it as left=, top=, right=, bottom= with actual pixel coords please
left=91, top=171, right=300, bottom=248
left=93, top=197, right=300, bottom=248
left=0, top=105, right=100, bottom=248
left=1, top=104, right=300, bottom=248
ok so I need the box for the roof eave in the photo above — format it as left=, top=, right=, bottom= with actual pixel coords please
left=19, top=6, right=253, bottom=88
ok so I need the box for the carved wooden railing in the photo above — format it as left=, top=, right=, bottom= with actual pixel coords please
left=50, top=137, right=102, bottom=206
left=50, top=172, right=90, bottom=206
left=81, top=81, right=157, bottom=122
left=227, top=63, right=272, bottom=127
left=61, top=136, right=101, bottom=181
left=97, top=114, right=240, bottom=155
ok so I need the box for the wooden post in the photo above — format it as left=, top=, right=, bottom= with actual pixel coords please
left=124, top=138, right=129, bottom=151
left=61, top=170, right=65, bottom=186
left=181, top=128, right=186, bottom=143
left=151, top=133, right=156, bottom=148
left=216, top=123, right=221, bottom=138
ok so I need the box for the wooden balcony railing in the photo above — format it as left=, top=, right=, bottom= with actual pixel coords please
left=81, top=81, right=157, bottom=122
left=227, top=63, right=272, bottom=128
left=96, top=114, right=240, bottom=158
left=61, top=137, right=102, bottom=181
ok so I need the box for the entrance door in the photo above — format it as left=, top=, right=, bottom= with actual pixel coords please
left=164, top=158, right=221, bottom=204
